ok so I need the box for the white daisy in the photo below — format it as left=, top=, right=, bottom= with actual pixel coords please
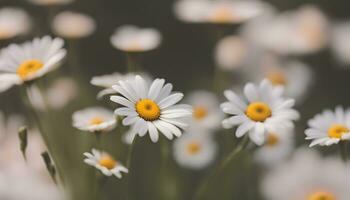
left=173, top=131, right=217, bottom=169
left=110, top=25, right=162, bottom=52
left=110, top=75, right=192, bottom=143
left=254, top=127, right=294, bottom=166
left=331, top=22, right=350, bottom=66
left=262, top=148, right=350, bottom=200
left=0, top=7, right=31, bottom=40
left=27, top=0, right=74, bottom=6
left=215, top=35, right=248, bottom=71
left=0, top=36, right=66, bottom=93
left=83, top=149, right=128, bottom=179
left=52, top=11, right=96, bottom=39
left=186, top=90, right=224, bottom=131
left=174, top=0, right=273, bottom=24
left=91, top=72, right=150, bottom=99
left=221, top=79, right=299, bottom=145
left=305, top=106, right=350, bottom=147
left=72, top=107, right=116, bottom=133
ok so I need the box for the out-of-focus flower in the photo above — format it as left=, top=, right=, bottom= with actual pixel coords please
left=173, top=131, right=217, bottom=169
left=0, top=7, right=31, bottom=40
left=331, top=22, right=350, bottom=66
left=305, top=106, right=350, bottom=147
left=0, top=36, right=66, bottom=92
left=72, top=107, right=116, bottom=133
left=186, top=90, right=223, bottom=131
left=174, top=0, right=273, bottom=24
left=52, top=11, right=96, bottom=39
left=254, top=128, right=294, bottom=166
left=262, top=148, right=350, bottom=200
left=84, top=149, right=128, bottom=179
left=111, top=75, right=192, bottom=142
left=221, top=80, right=299, bottom=145
left=215, top=35, right=248, bottom=71
left=244, top=5, right=328, bottom=55
left=91, top=72, right=151, bottom=99
left=110, top=25, right=162, bottom=52
left=27, top=0, right=74, bottom=6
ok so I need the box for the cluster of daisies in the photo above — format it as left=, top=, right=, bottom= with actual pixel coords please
left=0, top=0, right=350, bottom=199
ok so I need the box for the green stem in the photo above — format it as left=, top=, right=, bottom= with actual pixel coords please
left=339, top=141, right=349, bottom=162
left=126, top=53, right=140, bottom=72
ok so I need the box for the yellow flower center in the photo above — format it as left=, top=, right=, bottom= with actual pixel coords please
left=267, top=71, right=287, bottom=86
left=89, top=117, right=104, bottom=125
left=193, top=106, right=208, bottom=120
left=327, top=124, right=349, bottom=139
left=16, top=59, right=44, bottom=80
left=187, top=142, right=201, bottom=155
left=99, top=155, right=117, bottom=170
left=246, top=102, right=272, bottom=122
left=209, top=8, right=235, bottom=23
left=126, top=41, right=143, bottom=52
left=135, top=99, right=161, bottom=121
left=307, top=191, right=336, bottom=200
left=266, top=133, right=279, bottom=147
left=0, top=29, right=12, bottom=39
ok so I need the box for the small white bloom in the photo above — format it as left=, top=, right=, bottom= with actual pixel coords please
left=0, top=7, right=31, bottom=40
left=27, top=0, right=74, bottom=6
left=173, top=131, right=217, bottom=169
left=262, top=148, right=350, bottom=200
left=110, top=25, right=162, bottom=52
left=52, top=11, right=96, bottom=39
left=331, top=22, right=350, bottom=66
left=305, top=106, right=350, bottom=147
left=174, top=0, right=272, bottom=24
left=215, top=35, right=248, bottom=71
left=84, top=149, right=128, bottom=179
left=254, top=128, right=294, bottom=166
left=72, top=107, right=116, bottom=133
left=186, top=90, right=224, bottom=131
left=111, top=75, right=192, bottom=143
left=0, top=36, right=66, bottom=92
left=221, top=79, right=299, bottom=145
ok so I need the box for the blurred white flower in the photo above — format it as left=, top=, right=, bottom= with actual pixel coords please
left=27, top=0, right=74, bottom=6
left=110, top=25, right=162, bottom=52
left=111, top=75, right=192, bottom=143
left=0, top=36, right=66, bottom=92
left=221, top=80, right=299, bottom=145
left=84, top=149, right=128, bottom=179
left=215, top=35, right=248, bottom=71
left=262, top=148, right=350, bottom=200
left=186, top=90, right=224, bottom=131
left=52, top=11, right=96, bottom=39
left=72, top=107, right=116, bottom=133
left=0, top=7, right=31, bottom=40
left=254, top=128, right=294, bottom=166
left=173, top=131, right=217, bottom=169
left=331, top=22, right=350, bottom=66
left=174, top=0, right=273, bottom=24
left=305, top=106, right=350, bottom=147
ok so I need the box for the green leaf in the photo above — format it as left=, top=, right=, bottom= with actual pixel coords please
left=18, top=126, right=28, bottom=160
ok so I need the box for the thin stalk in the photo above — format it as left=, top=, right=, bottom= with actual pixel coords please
left=126, top=53, right=141, bottom=72
left=339, top=141, right=349, bottom=162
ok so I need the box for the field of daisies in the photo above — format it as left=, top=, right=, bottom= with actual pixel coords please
left=1, top=0, right=350, bottom=199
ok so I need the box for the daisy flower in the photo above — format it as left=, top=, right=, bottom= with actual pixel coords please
left=52, top=11, right=96, bottom=39
left=331, top=22, right=350, bottom=66
left=174, top=0, right=273, bottom=24
left=221, top=79, right=299, bottom=145
left=262, top=148, right=350, bottom=200
left=27, top=0, right=74, bottom=6
left=0, top=7, right=31, bottom=40
left=0, top=36, right=66, bottom=93
left=305, top=106, right=350, bottom=147
left=110, top=75, right=192, bottom=143
left=110, top=25, right=162, bottom=52
left=254, top=127, right=294, bottom=166
left=72, top=107, right=116, bottom=133
left=173, top=131, right=217, bottom=169
left=84, top=149, right=128, bottom=179
left=186, top=90, right=224, bottom=131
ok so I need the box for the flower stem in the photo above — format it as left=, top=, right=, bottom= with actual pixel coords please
left=339, top=141, right=349, bottom=162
